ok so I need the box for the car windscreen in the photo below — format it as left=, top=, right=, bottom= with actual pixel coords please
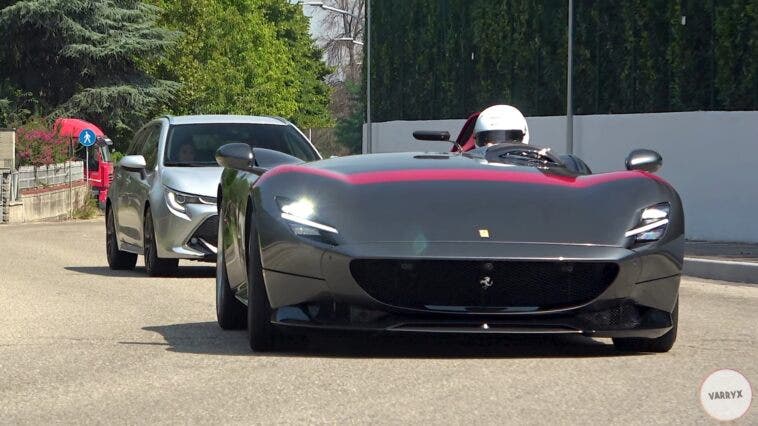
left=163, top=123, right=318, bottom=166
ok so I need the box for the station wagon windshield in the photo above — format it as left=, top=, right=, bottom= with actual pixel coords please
left=164, top=123, right=318, bottom=166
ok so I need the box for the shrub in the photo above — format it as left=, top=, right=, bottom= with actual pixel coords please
left=15, top=117, right=72, bottom=167
left=72, top=196, right=101, bottom=220
left=111, top=150, right=124, bottom=164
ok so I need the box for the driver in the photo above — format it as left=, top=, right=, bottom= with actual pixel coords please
left=469, top=104, right=530, bottom=155
left=177, top=143, right=196, bottom=162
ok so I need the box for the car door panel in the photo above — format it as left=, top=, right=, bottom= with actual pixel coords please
left=116, top=128, right=148, bottom=246
left=134, top=124, right=162, bottom=249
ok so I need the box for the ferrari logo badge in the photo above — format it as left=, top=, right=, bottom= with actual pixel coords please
left=480, top=276, right=494, bottom=290
left=478, top=229, right=490, bottom=238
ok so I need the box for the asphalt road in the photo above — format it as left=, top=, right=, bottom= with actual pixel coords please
left=1, top=219, right=756, bottom=424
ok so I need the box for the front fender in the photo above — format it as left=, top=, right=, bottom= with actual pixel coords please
left=220, top=168, right=258, bottom=288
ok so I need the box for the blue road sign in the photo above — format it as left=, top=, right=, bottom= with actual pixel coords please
left=79, top=129, right=96, bottom=147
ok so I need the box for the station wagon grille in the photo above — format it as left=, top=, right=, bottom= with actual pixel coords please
left=189, top=215, right=218, bottom=249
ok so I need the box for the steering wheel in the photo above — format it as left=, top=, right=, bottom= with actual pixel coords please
left=484, top=143, right=563, bottom=167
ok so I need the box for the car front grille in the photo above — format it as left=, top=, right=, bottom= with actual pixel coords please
left=350, top=259, right=619, bottom=310
left=578, top=303, right=642, bottom=329
left=189, top=215, right=218, bottom=249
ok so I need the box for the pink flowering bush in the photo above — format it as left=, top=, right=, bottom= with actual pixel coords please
left=15, top=117, right=71, bottom=167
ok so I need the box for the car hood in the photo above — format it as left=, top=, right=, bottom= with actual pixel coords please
left=161, top=166, right=223, bottom=198
left=255, top=153, right=682, bottom=247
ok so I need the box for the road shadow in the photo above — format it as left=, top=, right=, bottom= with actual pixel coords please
left=136, top=321, right=645, bottom=359
left=127, top=322, right=251, bottom=356
left=65, top=265, right=215, bottom=279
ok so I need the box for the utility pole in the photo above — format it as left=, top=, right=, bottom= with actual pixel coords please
left=366, top=0, right=372, bottom=154
left=566, top=0, right=574, bottom=155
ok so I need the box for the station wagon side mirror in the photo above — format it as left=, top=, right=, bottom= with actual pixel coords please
left=120, top=155, right=146, bottom=171
left=119, top=155, right=147, bottom=179
left=625, top=149, right=662, bottom=173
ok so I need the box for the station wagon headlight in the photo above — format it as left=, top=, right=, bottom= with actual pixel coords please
left=165, top=187, right=215, bottom=213
left=625, top=203, right=670, bottom=242
left=276, top=197, right=338, bottom=236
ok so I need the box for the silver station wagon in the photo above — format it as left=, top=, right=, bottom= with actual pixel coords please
left=105, top=115, right=320, bottom=276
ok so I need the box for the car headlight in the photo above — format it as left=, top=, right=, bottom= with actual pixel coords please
left=276, top=197, right=338, bottom=237
left=165, top=187, right=216, bottom=213
left=625, top=203, right=670, bottom=242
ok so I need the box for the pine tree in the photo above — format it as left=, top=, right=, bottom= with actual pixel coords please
left=0, top=0, right=179, bottom=141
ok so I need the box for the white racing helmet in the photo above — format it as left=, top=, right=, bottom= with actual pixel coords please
left=473, top=105, right=529, bottom=147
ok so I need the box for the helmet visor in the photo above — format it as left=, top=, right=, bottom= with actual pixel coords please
left=475, top=130, right=525, bottom=147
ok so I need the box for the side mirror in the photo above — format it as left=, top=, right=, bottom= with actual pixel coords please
left=215, top=143, right=258, bottom=172
left=413, top=130, right=451, bottom=141
left=119, top=155, right=146, bottom=172
left=625, top=149, right=662, bottom=173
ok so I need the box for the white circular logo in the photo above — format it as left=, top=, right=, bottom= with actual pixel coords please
left=699, top=369, right=752, bottom=421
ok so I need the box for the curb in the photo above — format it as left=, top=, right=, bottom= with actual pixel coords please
left=683, top=257, right=758, bottom=284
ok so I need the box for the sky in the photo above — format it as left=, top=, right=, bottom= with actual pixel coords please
left=295, top=2, right=328, bottom=41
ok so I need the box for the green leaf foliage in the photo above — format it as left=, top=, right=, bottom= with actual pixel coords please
left=0, top=0, right=180, bottom=143
left=370, top=0, right=758, bottom=121
left=146, top=0, right=333, bottom=128
left=334, top=80, right=364, bottom=154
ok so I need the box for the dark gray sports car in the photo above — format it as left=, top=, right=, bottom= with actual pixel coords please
left=214, top=139, right=682, bottom=353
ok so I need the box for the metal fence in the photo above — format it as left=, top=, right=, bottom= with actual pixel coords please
left=1, top=170, right=11, bottom=222
left=1, top=171, right=5, bottom=221
left=16, top=161, right=84, bottom=191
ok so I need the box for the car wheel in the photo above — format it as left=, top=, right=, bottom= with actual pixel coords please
left=216, top=207, right=246, bottom=329
left=106, top=207, right=137, bottom=270
left=143, top=209, right=179, bottom=277
left=613, top=298, right=678, bottom=353
left=247, top=220, right=274, bottom=352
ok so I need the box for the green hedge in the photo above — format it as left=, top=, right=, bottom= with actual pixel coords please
left=369, top=0, right=758, bottom=121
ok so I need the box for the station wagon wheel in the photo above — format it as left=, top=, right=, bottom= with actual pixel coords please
left=143, top=209, right=178, bottom=277
left=106, top=207, right=137, bottom=270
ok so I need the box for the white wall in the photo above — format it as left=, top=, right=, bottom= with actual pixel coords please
left=364, top=111, right=758, bottom=243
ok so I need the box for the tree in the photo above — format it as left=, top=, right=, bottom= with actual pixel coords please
left=146, top=0, right=332, bottom=128
left=368, top=0, right=758, bottom=121
left=0, top=0, right=180, bottom=143
left=333, top=80, right=364, bottom=153
left=261, top=0, right=334, bottom=127
left=0, top=80, right=38, bottom=127
left=311, top=0, right=364, bottom=83
left=306, top=0, right=365, bottom=153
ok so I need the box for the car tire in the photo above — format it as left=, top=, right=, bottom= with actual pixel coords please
left=106, top=207, right=137, bottom=270
left=216, top=207, right=246, bottom=329
left=247, top=219, right=274, bottom=352
left=143, top=209, right=179, bottom=277
left=613, top=299, right=678, bottom=353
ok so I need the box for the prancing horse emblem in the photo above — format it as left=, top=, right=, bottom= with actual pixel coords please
left=480, top=276, right=494, bottom=290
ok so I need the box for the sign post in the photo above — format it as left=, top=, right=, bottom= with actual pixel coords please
left=78, top=129, right=96, bottom=186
